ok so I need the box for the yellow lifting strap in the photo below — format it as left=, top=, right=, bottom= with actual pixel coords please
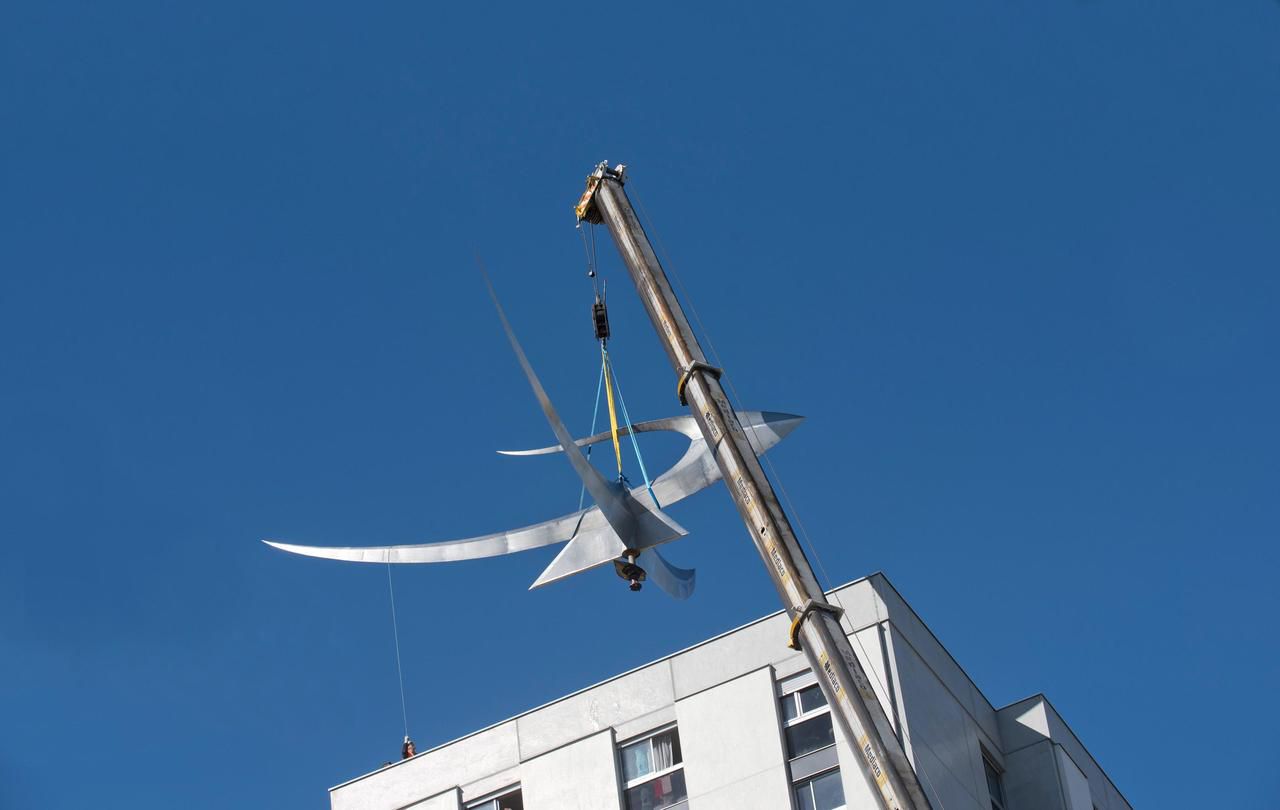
left=601, top=345, right=624, bottom=478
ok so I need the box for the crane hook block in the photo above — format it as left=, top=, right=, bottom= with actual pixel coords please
left=592, top=298, right=611, bottom=342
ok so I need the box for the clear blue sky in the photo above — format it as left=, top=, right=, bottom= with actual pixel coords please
left=3, top=2, right=1277, bottom=808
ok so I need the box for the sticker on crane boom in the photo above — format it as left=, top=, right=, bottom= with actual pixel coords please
left=766, top=538, right=789, bottom=582
left=715, top=394, right=744, bottom=437
left=822, top=652, right=902, bottom=808
left=704, top=410, right=722, bottom=441
left=817, top=651, right=844, bottom=700
left=856, top=733, right=890, bottom=789
left=735, top=475, right=789, bottom=582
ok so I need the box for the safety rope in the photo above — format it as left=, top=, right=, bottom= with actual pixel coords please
left=574, top=353, right=607, bottom=517
left=385, top=561, right=409, bottom=743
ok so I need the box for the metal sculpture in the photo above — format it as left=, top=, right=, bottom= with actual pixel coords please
left=264, top=275, right=803, bottom=600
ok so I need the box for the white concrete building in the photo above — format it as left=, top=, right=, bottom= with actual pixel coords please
left=330, top=573, right=1130, bottom=810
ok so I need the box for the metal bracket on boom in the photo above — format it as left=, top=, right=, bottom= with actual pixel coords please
left=787, top=599, right=845, bottom=651
left=575, top=161, right=627, bottom=224
left=677, top=361, right=723, bottom=406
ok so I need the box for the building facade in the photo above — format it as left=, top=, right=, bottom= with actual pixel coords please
left=329, top=573, right=1130, bottom=810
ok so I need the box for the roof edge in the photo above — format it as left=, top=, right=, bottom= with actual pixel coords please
left=330, top=573, right=879, bottom=792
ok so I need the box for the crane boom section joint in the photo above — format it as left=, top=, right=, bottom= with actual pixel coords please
left=787, top=598, right=845, bottom=651
left=677, top=361, right=723, bottom=406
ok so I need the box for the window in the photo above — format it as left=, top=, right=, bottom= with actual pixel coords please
left=619, top=726, right=688, bottom=810
left=466, top=786, right=523, bottom=810
left=983, top=753, right=1006, bottom=810
left=779, top=675, right=845, bottom=810
left=781, top=683, right=836, bottom=758
left=794, top=768, right=845, bottom=810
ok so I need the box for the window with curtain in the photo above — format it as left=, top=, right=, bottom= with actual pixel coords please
left=619, top=727, right=687, bottom=810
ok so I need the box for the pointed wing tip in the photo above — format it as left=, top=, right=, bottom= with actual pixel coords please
left=261, top=537, right=308, bottom=555
left=762, top=410, right=806, bottom=426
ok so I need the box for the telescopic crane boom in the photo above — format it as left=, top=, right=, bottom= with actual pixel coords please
left=575, top=162, right=934, bottom=810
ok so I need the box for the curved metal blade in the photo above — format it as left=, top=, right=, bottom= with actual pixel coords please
left=262, top=412, right=804, bottom=566
left=637, top=546, right=696, bottom=600
left=264, top=506, right=610, bottom=563
left=497, top=415, right=697, bottom=456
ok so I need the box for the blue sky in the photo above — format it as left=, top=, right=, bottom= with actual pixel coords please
left=3, top=2, right=1278, bottom=808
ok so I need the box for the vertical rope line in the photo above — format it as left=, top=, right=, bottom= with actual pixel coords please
left=576, top=352, right=608, bottom=515
left=579, top=224, right=594, bottom=276
left=385, top=560, right=409, bottom=741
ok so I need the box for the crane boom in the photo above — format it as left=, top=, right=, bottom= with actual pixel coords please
left=575, top=162, right=933, bottom=810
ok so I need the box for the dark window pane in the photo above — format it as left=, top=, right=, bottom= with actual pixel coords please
left=782, top=693, right=799, bottom=722
left=984, top=758, right=1004, bottom=805
left=794, top=782, right=816, bottom=810
left=624, top=770, right=687, bottom=810
left=499, top=791, right=523, bottom=810
left=798, top=685, right=828, bottom=714
left=658, top=729, right=682, bottom=767
left=785, top=714, right=835, bottom=758
left=811, top=769, right=845, bottom=810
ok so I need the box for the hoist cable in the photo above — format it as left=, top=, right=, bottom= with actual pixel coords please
left=385, top=561, right=409, bottom=742
left=574, top=352, right=608, bottom=517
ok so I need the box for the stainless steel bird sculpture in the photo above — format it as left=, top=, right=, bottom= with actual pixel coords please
left=264, top=277, right=803, bottom=599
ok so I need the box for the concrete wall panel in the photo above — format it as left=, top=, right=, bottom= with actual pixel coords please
left=516, top=661, right=672, bottom=761
left=998, top=697, right=1051, bottom=753
left=521, top=729, right=620, bottom=810
left=830, top=578, right=888, bottom=631
left=675, top=667, right=791, bottom=810
left=1057, top=745, right=1094, bottom=810
left=850, top=623, right=897, bottom=732
left=1003, top=740, right=1064, bottom=810
left=405, top=788, right=462, bottom=810
left=671, top=612, right=793, bottom=699
left=892, top=636, right=984, bottom=810
left=459, top=766, right=519, bottom=808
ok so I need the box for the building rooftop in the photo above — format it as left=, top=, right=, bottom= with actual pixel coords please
left=330, top=572, right=1130, bottom=810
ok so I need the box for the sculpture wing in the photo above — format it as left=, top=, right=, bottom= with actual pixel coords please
left=264, top=506, right=610, bottom=564
left=263, top=411, right=804, bottom=567
left=637, top=546, right=696, bottom=600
